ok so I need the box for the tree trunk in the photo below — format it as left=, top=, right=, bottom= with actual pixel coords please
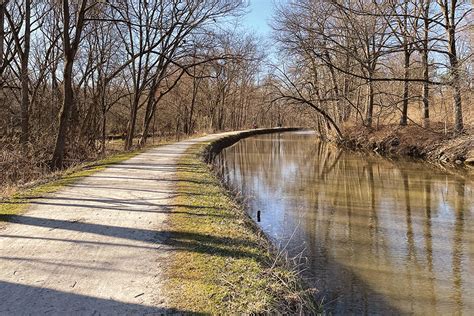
left=100, top=85, right=107, bottom=155
left=422, top=65, right=430, bottom=128
left=50, top=0, right=88, bottom=169
left=51, top=57, right=74, bottom=169
left=19, top=0, right=31, bottom=145
left=451, top=57, right=463, bottom=133
left=124, top=97, right=139, bottom=150
left=365, top=76, right=374, bottom=128
left=400, top=49, right=410, bottom=126
left=448, top=29, right=463, bottom=133
left=400, top=0, right=410, bottom=126
left=324, top=51, right=341, bottom=122
left=101, top=108, right=107, bottom=155
left=139, top=78, right=160, bottom=147
left=187, top=76, right=199, bottom=135
left=140, top=99, right=156, bottom=147
left=440, top=0, right=463, bottom=133
left=422, top=0, right=430, bottom=128
left=0, top=4, right=4, bottom=67
left=20, top=57, right=30, bottom=145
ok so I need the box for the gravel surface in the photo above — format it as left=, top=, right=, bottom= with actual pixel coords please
left=0, top=135, right=224, bottom=315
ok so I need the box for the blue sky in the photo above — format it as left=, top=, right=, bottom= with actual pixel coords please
left=243, top=0, right=276, bottom=37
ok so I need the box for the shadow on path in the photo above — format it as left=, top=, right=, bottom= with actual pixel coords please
left=0, top=281, right=201, bottom=315
left=1, top=196, right=229, bottom=217
left=0, top=214, right=263, bottom=262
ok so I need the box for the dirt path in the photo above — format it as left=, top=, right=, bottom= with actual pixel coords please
left=0, top=134, right=227, bottom=315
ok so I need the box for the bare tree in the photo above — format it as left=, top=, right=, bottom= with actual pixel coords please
left=272, top=0, right=472, bottom=137
left=4, top=0, right=31, bottom=144
left=437, top=0, right=467, bottom=133
left=51, top=0, right=91, bottom=169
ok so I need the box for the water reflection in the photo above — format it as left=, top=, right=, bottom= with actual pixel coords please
left=215, top=131, right=474, bottom=314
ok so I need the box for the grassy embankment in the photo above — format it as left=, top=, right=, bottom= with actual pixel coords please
left=165, top=139, right=318, bottom=314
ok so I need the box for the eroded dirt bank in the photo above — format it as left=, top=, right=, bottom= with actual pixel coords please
left=340, top=124, right=474, bottom=168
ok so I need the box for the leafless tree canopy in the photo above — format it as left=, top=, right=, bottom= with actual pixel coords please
left=0, top=1, right=287, bottom=174
left=271, top=0, right=472, bottom=138
left=0, top=0, right=472, bottom=187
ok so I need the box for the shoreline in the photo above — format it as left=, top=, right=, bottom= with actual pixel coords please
left=202, top=127, right=305, bottom=163
left=164, top=128, right=318, bottom=314
left=339, top=124, right=474, bottom=170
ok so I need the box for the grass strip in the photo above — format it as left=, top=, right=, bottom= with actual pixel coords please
left=165, top=141, right=319, bottom=314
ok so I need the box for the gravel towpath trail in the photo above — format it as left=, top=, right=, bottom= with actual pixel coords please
left=0, top=133, right=227, bottom=315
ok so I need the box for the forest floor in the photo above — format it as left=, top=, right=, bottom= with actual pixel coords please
left=0, top=129, right=315, bottom=314
left=341, top=122, right=474, bottom=168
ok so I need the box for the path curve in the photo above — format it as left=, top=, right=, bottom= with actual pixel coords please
left=0, top=133, right=232, bottom=315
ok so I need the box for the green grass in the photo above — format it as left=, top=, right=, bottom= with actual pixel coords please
left=0, top=150, right=142, bottom=221
left=165, top=142, right=319, bottom=314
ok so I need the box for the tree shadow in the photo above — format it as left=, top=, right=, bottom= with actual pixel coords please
left=0, top=214, right=264, bottom=262
left=65, top=184, right=210, bottom=196
left=2, top=196, right=233, bottom=219
left=0, top=234, right=162, bottom=251
left=0, top=281, right=203, bottom=315
left=85, top=175, right=214, bottom=185
left=306, top=256, right=403, bottom=314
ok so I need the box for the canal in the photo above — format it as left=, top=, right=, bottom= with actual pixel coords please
left=215, top=131, right=474, bottom=314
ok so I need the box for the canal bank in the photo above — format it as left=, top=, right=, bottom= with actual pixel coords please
left=165, top=126, right=472, bottom=313
left=164, top=128, right=318, bottom=314
left=340, top=124, right=474, bottom=169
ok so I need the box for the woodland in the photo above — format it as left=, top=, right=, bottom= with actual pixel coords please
left=1, top=0, right=472, bottom=192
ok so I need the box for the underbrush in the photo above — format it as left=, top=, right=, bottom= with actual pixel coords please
left=1, top=138, right=107, bottom=198
left=1, top=141, right=52, bottom=196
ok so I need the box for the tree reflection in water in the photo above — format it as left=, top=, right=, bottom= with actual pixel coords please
left=215, top=131, right=474, bottom=315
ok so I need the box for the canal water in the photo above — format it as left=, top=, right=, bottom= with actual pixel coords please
left=215, top=131, right=474, bottom=314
